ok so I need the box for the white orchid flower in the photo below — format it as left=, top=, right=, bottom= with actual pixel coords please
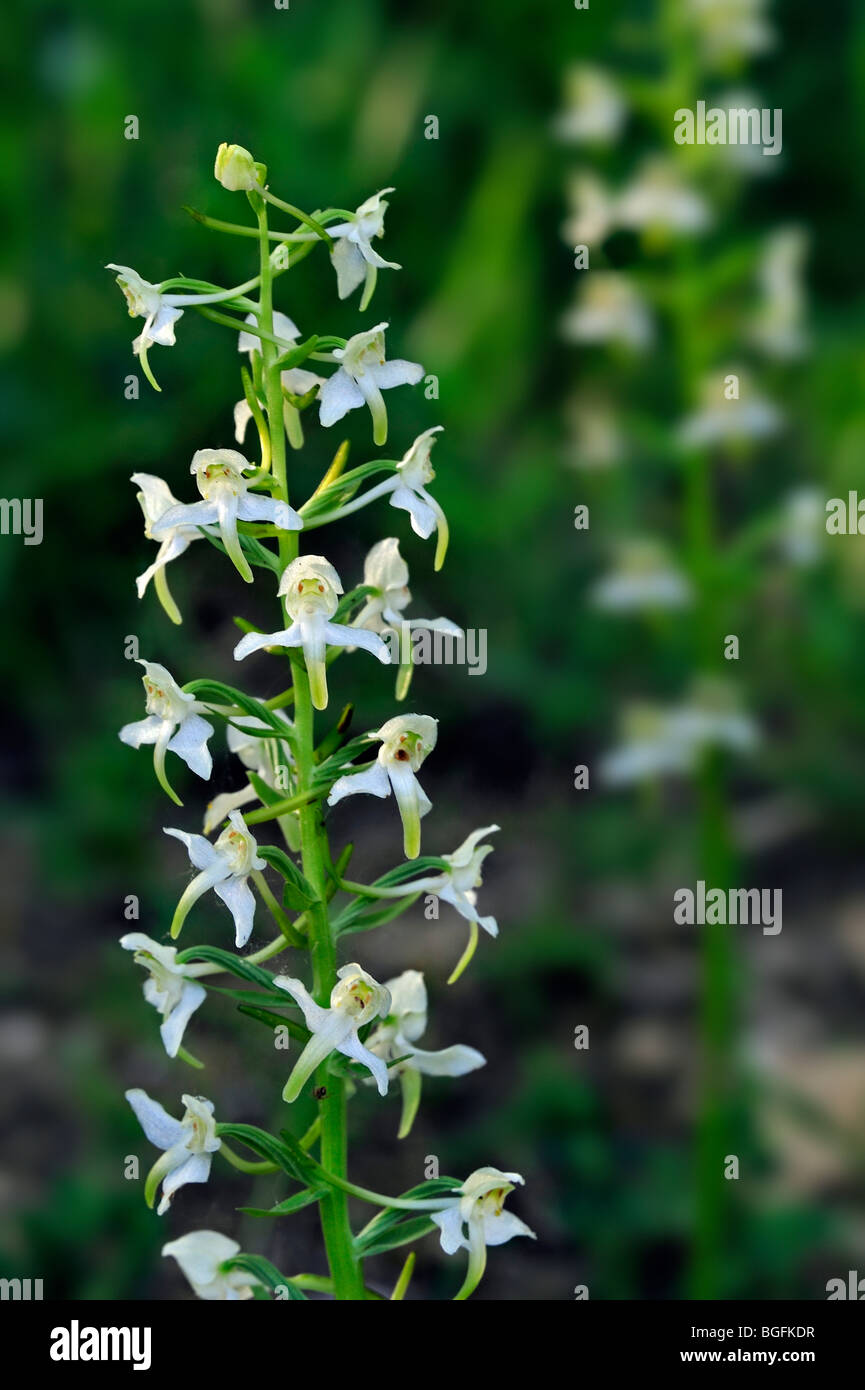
left=318, top=322, right=423, bottom=447
left=778, top=487, right=822, bottom=568
left=274, top=964, right=393, bottom=1101
left=120, top=933, right=212, bottom=1058
left=562, top=172, right=618, bottom=248
left=432, top=1167, right=535, bottom=1299
left=164, top=809, right=266, bottom=948
left=107, top=264, right=185, bottom=375
left=589, top=540, right=693, bottom=612
left=126, top=1089, right=220, bottom=1215
left=328, top=714, right=438, bottom=859
left=750, top=228, right=809, bottom=360
left=677, top=370, right=782, bottom=449
left=406, top=825, right=499, bottom=935
left=357, top=825, right=500, bottom=982
left=131, top=473, right=204, bottom=625
left=615, top=160, right=710, bottom=238
left=366, top=970, right=485, bottom=1138
left=554, top=64, right=627, bottom=145
left=354, top=538, right=461, bottom=679
left=162, top=1231, right=262, bottom=1301
left=601, top=682, right=758, bottom=787
left=234, top=311, right=325, bottom=444
left=233, top=555, right=390, bottom=711
left=562, top=273, right=653, bottom=350
left=203, top=710, right=294, bottom=836
left=565, top=393, right=625, bottom=471
left=119, top=660, right=214, bottom=805
left=387, top=427, right=449, bottom=570
left=687, top=0, right=774, bottom=66
left=151, top=448, right=303, bottom=584
left=328, top=189, right=401, bottom=310
left=214, top=142, right=265, bottom=193
left=107, top=264, right=258, bottom=392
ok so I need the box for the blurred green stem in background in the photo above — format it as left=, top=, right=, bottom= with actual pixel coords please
left=664, top=0, right=740, bottom=1298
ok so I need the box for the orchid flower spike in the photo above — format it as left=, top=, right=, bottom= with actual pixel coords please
left=131, top=473, right=204, bottom=625
left=150, top=448, right=303, bottom=584
left=120, top=933, right=212, bottom=1058
left=328, top=189, right=401, bottom=310
left=234, top=311, right=325, bottom=443
left=233, top=555, right=390, bottom=710
left=328, top=713, right=438, bottom=859
left=119, top=660, right=214, bottom=805
left=126, top=1089, right=220, bottom=1215
left=162, top=1231, right=263, bottom=1301
left=432, top=1167, right=535, bottom=1299
left=318, top=323, right=423, bottom=446
left=164, top=809, right=266, bottom=948
left=275, top=964, right=392, bottom=1101
left=366, top=970, right=485, bottom=1138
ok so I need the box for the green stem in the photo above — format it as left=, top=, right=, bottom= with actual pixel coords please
left=220, top=1141, right=280, bottom=1175
left=255, top=191, right=362, bottom=1300
left=293, top=658, right=365, bottom=1300
left=662, top=3, right=740, bottom=1298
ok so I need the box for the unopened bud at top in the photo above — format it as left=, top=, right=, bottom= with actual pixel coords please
left=214, top=143, right=266, bottom=193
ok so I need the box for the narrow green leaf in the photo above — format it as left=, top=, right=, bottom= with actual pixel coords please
left=258, top=844, right=318, bottom=910
left=222, top=1254, right=307, bottom=1299
left=239, top=1188, right=325, bottom=1218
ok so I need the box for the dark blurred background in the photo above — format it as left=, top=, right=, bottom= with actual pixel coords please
left=2, top=0, right=865, bottom=1300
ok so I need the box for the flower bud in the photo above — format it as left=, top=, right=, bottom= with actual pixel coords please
left=214, top=143, right=265, bottom=192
